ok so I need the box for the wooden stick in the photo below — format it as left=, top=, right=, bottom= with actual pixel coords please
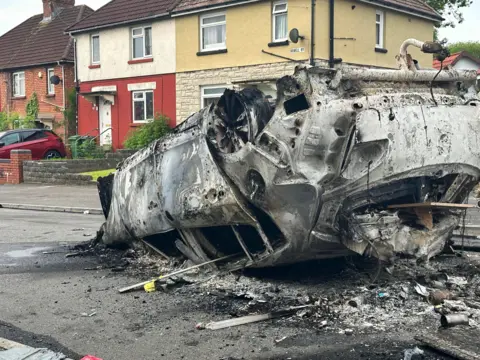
left=140, top=239, right=170, bottom=261
left=118, top=253, right=239, bottom=293
left=202, top=305, right=312, bottom=330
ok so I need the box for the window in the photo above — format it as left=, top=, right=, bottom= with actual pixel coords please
left=47, top=68, right=55, bottom=95
left=132, top=27, right=152, bottom=59
left=12, top=72, right=25, bottom=97
left=23, top=130, right=47, bottom=142
left=375, top=10, right=384, bottom=48
left=132, top=90, right=154, bottom=123
left=91, top=34, right=100, bottom=64
left=201, top=85, right=228, bottom=108
left=1, top=132, right=21, bottom=146
left=273, top=2, right=288, bottom=42
left=200, top=13, right=226, bottom=51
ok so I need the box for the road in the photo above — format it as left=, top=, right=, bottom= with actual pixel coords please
left=0, top=208, right=457, bottom=360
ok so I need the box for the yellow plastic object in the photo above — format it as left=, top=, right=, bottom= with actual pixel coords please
left=144, top=280, right=157, bottom=293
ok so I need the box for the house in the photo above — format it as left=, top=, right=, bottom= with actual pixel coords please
left=433, top=51, right=480, bottom=86
left=69, top=0, right=441, bottom=150
left=0, top=0, right=93, bottom=140
left=67, top=0, right=178, bottom=150
left=173, top=0, right=442, bottom=121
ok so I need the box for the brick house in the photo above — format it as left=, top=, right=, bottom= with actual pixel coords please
left=0, top=0, right=93, bottom=140
left=67, top=0, right=178, bottom=151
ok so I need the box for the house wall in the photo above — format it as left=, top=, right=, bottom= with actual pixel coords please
left=332, top=0, right=433, bottom=68
left=0, top=64, right=75, bottom=140
left=176, top=61, right=302, bottom=121
left=454, top=58, right=480, bottom=71
left=77, top=74, right=176, bottom=150
left=174, top=0, right=434, bottom=72
left=75, top=19, right=176, bottom=82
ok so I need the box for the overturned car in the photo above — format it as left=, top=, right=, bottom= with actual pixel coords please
left=98, top=40, right=480, bottom=268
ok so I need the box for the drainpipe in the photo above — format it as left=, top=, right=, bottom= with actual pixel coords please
left=58, top=61, right=66, bottom=140
left=328, top=0, right=334, bottom=68
left=73, top=37, right=79, bottom=135
left=310, top=0, right=315, bottom=66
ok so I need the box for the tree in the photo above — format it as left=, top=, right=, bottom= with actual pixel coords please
left=426, top=0, right=473, bottom=28
left=448, top=41, right=480, bottom=59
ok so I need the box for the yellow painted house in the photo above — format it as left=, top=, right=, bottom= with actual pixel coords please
left=172, top=0, right=442, bottom=121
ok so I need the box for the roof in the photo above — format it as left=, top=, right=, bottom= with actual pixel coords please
left=67, top=0, right=179, bottom=33
left=0, top=5, right=93, bottom=71
left=369, top=0, right=442, bottom=20
left=433, top=51, right=480, bottom=70
left=172, top=0, right=443, bottom=20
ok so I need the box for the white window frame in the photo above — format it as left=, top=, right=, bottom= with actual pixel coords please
left=200, top=13, right=226, bottom=52
left=272, top=1, right=288, bottom=42
left=12, top=71, right=25, bottom=97
left=131, top=26, right=153, bottom=60
left=91, top=34, right=100, bottom=64
left=132, top=90, right=154, bottom=123
left=375, top=10, right=384, bottom=49
left=47, top=68, right=55, bottom=95
left=201, top=85, right=229, bottom=108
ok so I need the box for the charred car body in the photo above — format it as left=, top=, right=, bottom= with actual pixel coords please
left=98, top=40, right=480, bottom=268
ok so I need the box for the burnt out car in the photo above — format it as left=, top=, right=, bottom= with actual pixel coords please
left=98, top=40, right=480, bottom=268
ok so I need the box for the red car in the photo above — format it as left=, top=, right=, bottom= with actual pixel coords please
left=0, top=129, right=66, bottom=160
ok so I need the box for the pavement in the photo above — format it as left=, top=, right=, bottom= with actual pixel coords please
left=0, top=184, right=102, bottom=214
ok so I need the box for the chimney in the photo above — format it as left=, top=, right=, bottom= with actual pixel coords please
left=42, top=0, right=75, bottom=21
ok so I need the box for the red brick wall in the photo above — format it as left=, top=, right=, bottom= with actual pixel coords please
left=0, top=64, right=76, bottom=140
left=0, top=150, right=32, bottom=184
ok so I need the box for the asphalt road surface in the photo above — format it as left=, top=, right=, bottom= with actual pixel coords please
left=0, top=208, right=455, bottom=360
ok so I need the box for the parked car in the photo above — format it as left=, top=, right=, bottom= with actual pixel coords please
left=0, top=129, right=66, bottom=160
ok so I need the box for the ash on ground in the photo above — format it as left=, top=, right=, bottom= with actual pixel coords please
left=120, top=245, right=480, bottom=336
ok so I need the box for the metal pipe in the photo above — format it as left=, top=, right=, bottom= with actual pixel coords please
left=441, top=314, right=469, bottom=328
left=73, top=37, right=79, bottom=135
left=310, top=0, right=315, bottom=66
left=399, top=38, right=424, bottom=57
left=338, top=68, right=477, bottom=82
left=328, top=0, right=334, bottom=68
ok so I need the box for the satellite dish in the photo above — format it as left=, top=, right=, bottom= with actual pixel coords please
left=289, top=28, right=304, bottom=43
left=50, top=75, right=61, bottom=85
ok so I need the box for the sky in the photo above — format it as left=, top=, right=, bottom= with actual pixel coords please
left=437, top=0, right=480, bottom=43
left=0, top=0, right=110, bottom=36
left=0, top=0, right=478, bottom=43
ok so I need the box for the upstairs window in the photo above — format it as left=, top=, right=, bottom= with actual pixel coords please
left=47, top=68, right=55, bottom=95
left=273, top=2, right=288, bottom=42
left=133, top=90, right=154, bottom=123
left=375, top=10, right=384, bottom=48
left=200, top=13, right=226, bottom=51
left=12, top=72, right=25, bottom=97
left=91, top=34, right=100, bottom=64
left=132, top=26, right=152, bottom=59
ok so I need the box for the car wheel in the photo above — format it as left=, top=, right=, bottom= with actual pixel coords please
left=44, top=150, right=62, bottom=159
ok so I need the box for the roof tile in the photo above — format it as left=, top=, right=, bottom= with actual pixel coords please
left=67, top=0, right=179, bottom=33
left=0, top=5, right=93, bottom=70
